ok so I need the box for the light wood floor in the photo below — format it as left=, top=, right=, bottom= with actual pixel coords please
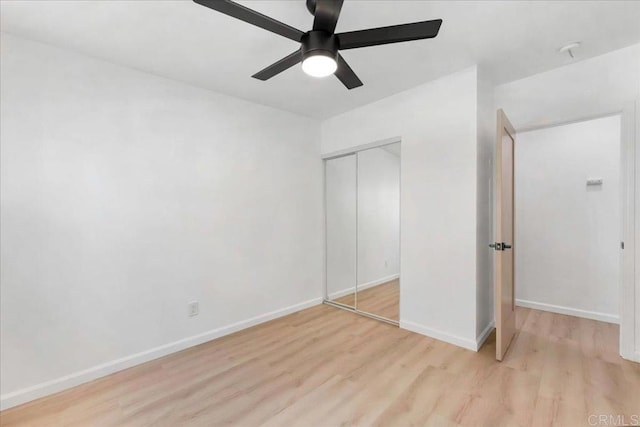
left=1, top=305, right=638, bottom=426
left=333, top=279, right=399, bottom=321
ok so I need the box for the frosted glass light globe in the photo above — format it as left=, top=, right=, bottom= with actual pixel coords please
left=302, top=55, right=337, bottom=78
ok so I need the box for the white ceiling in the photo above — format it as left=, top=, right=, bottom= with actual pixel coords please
left=2, top=1, right=639, bottom=119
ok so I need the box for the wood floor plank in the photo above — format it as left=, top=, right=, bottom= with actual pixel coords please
left=334, top=280, right=399, bottom=321
left=1, top=300, right=636, bottom=426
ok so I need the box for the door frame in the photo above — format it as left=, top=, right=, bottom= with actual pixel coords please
left=620, top=101, right=638, bottom=362
left=502, top=102, right=638, bottom=363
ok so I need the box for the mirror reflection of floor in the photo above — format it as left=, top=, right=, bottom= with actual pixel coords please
left=331, top=292, right=355, bottom=308
left=332, top=279, right=399, bottom=322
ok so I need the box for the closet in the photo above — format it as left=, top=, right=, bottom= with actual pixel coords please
left=324, top=142, right=400, bottom=324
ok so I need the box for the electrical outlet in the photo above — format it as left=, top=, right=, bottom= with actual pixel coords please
left=188, top=301, right=199, bottom=317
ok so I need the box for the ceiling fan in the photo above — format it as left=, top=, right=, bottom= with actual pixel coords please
left=193, top=0, right=443, bottom=89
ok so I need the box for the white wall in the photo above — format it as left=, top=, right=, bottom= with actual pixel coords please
left=0, top=33, right=323, bottom=409
left=322, top=68, right=481, bottom=350
left=357, top=146, right=400, bottom=286
left=515, top=116, right=621, bottom=323
left=495, top=44, right=640, bottom=131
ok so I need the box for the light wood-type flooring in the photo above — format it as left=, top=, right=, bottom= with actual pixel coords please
left=1, top=305, right=638, bottom=426
left=333, top=279, right=399, bottom=321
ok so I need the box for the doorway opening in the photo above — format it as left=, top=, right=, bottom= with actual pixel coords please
left=494, top=111, right=635, bottom=361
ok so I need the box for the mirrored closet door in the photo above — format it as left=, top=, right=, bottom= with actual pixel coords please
left=325, top=154, right=357, bottom=308
left=324, top=142, right=400, bottom=324
left=356, top=143, right=400, bottom=321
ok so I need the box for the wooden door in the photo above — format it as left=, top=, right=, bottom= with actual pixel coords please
left=495, top=109, right=516, bottom=361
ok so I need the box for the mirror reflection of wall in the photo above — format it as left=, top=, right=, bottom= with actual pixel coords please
left=325, top=154, right=357, bottom=308
left=356, top=143, right=400, bottom=321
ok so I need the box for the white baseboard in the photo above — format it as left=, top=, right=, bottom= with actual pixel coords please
left=621, top=351, right=640, bottom=363
left=400, top=320, right=477, bottom=351
left=359, top=274, right=400, bottom=290
left=476, top=321, right=495, bottom=351
left=515, top=299, right=619, bottom=324
left=328, top=286, right=357, bottom=300
left=327, top=274, right=399, bottom=300
left=0, top=297, right=322, bottom=411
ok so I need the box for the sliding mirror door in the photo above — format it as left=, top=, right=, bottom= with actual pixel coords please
left=356, top=143, right=401, bottom=321
left=325, top=154, right=357, bottom=308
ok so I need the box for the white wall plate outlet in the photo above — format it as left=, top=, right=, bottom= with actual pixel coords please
left=188, top=301, right=199, bottom=317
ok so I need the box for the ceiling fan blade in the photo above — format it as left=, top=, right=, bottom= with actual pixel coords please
left=252, top=50, right=302, bottom=81
left=337, top=19, right=442, bottom=50
left=193, top=0, right=304, bottom=42
left=312, top=0, right=344, bottom=34
left=334, top=54, right=363, bottom=90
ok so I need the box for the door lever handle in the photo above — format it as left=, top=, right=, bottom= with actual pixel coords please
left=489, top=242, right=512, bottom=250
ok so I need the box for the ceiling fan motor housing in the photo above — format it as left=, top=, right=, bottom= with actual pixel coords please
left=301, top=31, right=339, bottom=62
